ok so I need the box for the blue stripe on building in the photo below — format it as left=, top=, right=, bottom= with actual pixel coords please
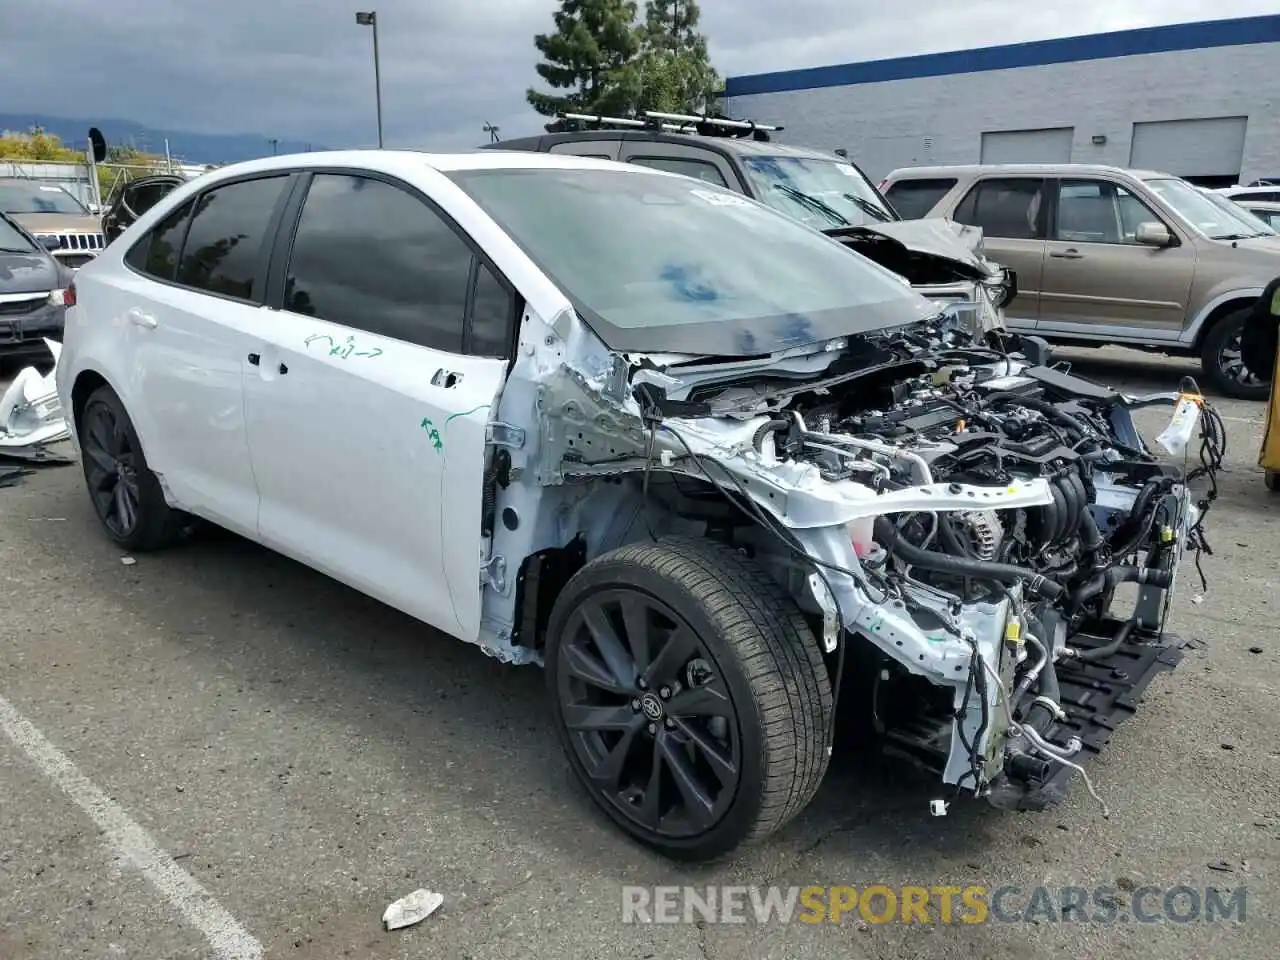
left=724, top=14, right=1280, bottom=98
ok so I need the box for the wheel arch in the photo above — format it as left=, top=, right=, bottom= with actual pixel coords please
left=506, top=470, right=804, bottom=654
left=1189, top=290, right=1263, bottom=349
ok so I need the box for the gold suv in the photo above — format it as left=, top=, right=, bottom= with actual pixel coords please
left=881, top=164, right=1280, bottom=399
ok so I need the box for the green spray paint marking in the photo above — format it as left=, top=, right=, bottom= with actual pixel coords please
left=420, top=417, right=443, bottom=452
left=303, top=333, right=383, bottom=359
left=444, top=404, right=491, bottom=426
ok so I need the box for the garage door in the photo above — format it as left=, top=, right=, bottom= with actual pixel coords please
left=980, top=128, right=1074, bottom=164
left=1129, top=117, right=1247, bottom=179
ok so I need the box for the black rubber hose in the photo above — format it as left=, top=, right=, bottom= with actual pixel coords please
left=1108, top=479, right=1165, bottom=558
left=752, top=419, right=790, bottom=452
left=1076, top=617, right=1136, bottom=663
left=987, top=393, right=1086, bottom=440
left=873, top=517, right=1067, bottom=599
left=1023, top=657, right=1063, bottom=733
left=1070, top=564, right=1174, bottom=607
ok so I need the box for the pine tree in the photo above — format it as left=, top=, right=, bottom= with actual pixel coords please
left=527, top=0, right=641, bottom=128
left=619, top=0, right=720, bottom=115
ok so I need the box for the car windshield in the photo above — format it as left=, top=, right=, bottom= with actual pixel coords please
left=448, top=167, right=934, bottom=356
left=0, top=182, right=89, bottom=215
left=0, top=215, right=37, bottom=252
left=739, top=156, right=897, bottom=229
left=1145, top=178, right=1270, bottom=239
left=1216, top=197, right=1278, bottom=236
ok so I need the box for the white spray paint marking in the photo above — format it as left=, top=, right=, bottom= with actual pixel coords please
left=0, top=695, right=263, bottom=960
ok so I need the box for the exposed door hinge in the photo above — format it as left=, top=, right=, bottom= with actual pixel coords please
left=480, top=554, right=508, bottom=592
left=486, top=422, right=526, bottom=449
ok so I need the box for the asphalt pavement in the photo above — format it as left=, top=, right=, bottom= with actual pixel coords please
left=1, top=346, right=1277, bottom=959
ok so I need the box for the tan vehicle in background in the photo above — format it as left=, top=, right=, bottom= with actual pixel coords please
left=0, top=178, right=106, bottom=270
left=881, top=163, right=1280, bottom=399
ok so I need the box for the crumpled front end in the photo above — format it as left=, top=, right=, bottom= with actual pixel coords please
left=825, top=219, right=1017, bottom=336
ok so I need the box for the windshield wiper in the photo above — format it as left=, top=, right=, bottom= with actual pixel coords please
left=770, top=183, right=848, bottom=226
left=842, top=193, right=892, bottom=222
left=0, top=246, right=34, bottom=253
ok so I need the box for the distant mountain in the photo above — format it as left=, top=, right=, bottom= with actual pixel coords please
left=0, top=113, right=327, bottom=165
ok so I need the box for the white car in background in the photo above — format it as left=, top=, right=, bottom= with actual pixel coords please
left=54, top=149, right=1211, bottom=860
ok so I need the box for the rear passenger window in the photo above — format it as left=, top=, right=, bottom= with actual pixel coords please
left=629, top=156, right=729, bottom=188
left=125, top=199, right=194, bottom=282
left=176, top=176, right=289, bottom=300
left=884, top=178, right=956, bottom=219
left=282, top=173, right=473, bottom=352
left=953, top=178, right=1046, bottom=239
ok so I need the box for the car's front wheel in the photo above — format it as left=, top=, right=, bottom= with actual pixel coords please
left=1201, top=306, right=1270, bottom=400
left=78, top=384, right=188, bottom=551
left=544, top=536, right=833, bottom=861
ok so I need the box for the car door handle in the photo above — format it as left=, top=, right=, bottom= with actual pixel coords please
left=126, top=308, right=157, bottom=328
left=1050, top=249, right=1084, bottom=260
left=431, top=368, right=463, bottom=388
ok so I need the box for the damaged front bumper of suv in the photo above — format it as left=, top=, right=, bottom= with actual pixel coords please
left=824, top=219, right=1017, bottom=336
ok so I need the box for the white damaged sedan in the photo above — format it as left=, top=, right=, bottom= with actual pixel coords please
left=56, top=149, right=1220, bottom=859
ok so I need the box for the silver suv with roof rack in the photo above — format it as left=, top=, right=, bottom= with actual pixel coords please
left=488, top=111, right=1018, bottom=340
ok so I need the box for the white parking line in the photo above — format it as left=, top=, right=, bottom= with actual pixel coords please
left=0, top=694, right=263, bottom=960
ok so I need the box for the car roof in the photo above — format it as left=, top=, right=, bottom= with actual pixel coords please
left=491, top=129, right=843, bottom=162
left=167, top=148, right=674, bottom=185
left=883, top=163, right=1175, bottom=180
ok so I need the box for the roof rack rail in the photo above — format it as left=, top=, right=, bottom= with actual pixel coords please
left=557, top=110, right=783, bottom=141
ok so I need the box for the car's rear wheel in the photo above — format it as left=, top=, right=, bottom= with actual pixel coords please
left=1266, top=470, right=1280, bottom=492
left=544, top=536, right=833, bottom=861
left=79, top=384, right=188, bottom=551
left=1201, top=306, right=1269, bottom=400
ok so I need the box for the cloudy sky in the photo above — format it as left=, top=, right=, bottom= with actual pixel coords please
left=4, top=0, right=1276, bottom=150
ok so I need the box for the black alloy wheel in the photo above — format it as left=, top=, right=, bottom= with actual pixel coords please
left=82, top=395, right=142, bottom=539
left=554, top=587, right=742, bottom=840
left=545, top=537, right=833, bottom=861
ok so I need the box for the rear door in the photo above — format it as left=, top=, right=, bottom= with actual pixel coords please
left=1039, top=178, right=1194, bottom=338
left=950, top=176, right=1050, bottom=326
left=110, top=173, right=295, bottom=533
left=242, top=169, right=518, bottom=641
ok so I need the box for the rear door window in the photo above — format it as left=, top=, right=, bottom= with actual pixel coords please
left=884, top=178, right=956, bottom=219
left=628, top=156, right=729, bottom=187
left=953, top=178, right=1047, bottom=239
left=124, top=199, right=195, bottom=282
left=176, top=175, right=291, bottom=301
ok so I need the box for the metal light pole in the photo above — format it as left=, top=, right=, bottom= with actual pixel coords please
left=355, top=11, right=384, bottom=147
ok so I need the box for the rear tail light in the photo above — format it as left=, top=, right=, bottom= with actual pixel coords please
left=62, top=283, right=76, bottom=308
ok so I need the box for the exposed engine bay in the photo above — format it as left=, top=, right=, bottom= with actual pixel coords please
left=537, top=320, right=1225, bottom=815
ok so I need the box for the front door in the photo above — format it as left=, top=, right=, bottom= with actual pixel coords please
left=242, top=171, right=513, bottom=641
left=1038, top=178, right=1194, bottom=339
left=950, top=176, right=1050, bottom=327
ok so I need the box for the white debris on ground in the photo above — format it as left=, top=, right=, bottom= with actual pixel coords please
left=382, top=888, right=444, bottom=931
left=0, top=339, right=71, bottom=461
